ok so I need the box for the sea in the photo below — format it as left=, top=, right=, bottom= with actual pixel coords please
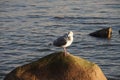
left=0, top=0, right=120, bottom=80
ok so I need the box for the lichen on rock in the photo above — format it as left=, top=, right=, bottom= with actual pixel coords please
left=4, top=52, right=107, bottom=80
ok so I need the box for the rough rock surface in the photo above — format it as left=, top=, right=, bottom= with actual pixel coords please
left=4, top=52, right=107, bottom=80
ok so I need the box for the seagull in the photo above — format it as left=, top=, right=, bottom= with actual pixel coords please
left=53, top=31, right=73, bottom=56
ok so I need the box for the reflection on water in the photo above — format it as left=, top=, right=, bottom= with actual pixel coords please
left=0, top=0, right=120, bottom=80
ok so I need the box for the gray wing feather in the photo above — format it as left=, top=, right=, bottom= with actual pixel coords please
left=53, top=35, right=67, bottom=47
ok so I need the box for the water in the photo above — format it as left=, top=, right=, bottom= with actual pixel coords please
left=0, top=0, right=120, bottom=80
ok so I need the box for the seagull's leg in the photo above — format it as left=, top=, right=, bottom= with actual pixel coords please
left=63, top=47, right=67, bottom=56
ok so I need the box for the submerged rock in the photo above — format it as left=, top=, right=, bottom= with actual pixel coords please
left=4, top=52, right=107, bottom=80
left=89, top=27, right=112, bottom=39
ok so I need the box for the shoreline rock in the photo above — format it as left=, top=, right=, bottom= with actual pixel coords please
left=4, top=52, right=107, bottom=80
left=89, top=27, right=112, bottom=39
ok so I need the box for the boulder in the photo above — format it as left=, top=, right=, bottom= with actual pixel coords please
left=89, top=27, right=112, bottom=39
left=4, top=52, right=107, bottom=80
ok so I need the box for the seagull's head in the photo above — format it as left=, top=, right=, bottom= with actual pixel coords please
left=68, top=31, right=73, bottom=37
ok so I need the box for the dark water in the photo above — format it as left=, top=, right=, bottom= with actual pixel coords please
left=0, top=0, right=120, bottom=80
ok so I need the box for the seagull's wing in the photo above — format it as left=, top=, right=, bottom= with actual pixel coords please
left=53, top=35, right=67, bottom=47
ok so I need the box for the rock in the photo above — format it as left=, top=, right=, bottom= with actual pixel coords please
left=4, top=52, right=107, bottom=80
left=89, top=27, right=112, bottom=39
left=119, top=30, right=120, bottom=34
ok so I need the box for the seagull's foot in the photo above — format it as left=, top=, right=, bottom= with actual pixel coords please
left=64, top=51, right=68, bottom=56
